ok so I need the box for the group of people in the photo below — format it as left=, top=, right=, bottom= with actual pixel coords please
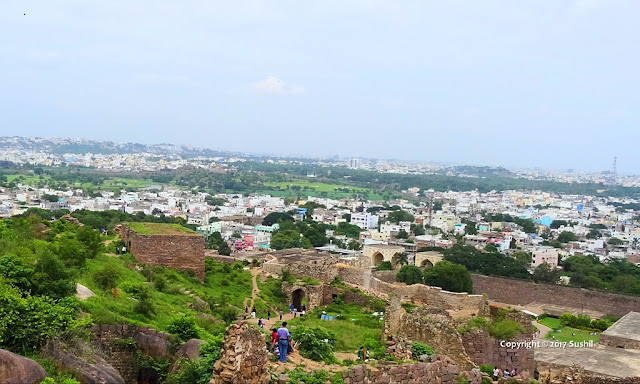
left=114, top=245, right=127, bottom=255
left=270, top=322, right=292, bottom=363
left=289, top=303, right=306, bottom=318
left=357, top=346, right=370, bottom=361
left=493, top=367, right=518, bottom=379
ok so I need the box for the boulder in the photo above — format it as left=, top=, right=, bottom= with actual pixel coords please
left=43, top=344, right=124, bottom=384
left=0, top=349, right=47, bottom=384
left=76, top=283, right=95, bottom=301
left=133, top=330, right=170, bottom=359
left=169, top=339, right=206, bottom=374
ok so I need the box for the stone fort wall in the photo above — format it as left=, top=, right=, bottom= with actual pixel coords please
left=120, top=225, right=205, bottom=281
left=341, top=358, right=482, bottom=384
left=472, top=275, right=640, bottom=317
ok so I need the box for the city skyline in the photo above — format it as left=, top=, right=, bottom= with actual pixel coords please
left=2, top=1, right=639, bottom=173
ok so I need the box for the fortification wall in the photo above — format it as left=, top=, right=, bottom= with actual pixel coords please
left=600, top=334, right=640, bottom=350
left=120, top=226, right=205, bottom=281
left=472, top=275, right=640, bottom=317
left=211, top=322, right=269, bottom=384
left=461, top=329, right=535, bottom=374
left=341, top=358, right=482, bottom=384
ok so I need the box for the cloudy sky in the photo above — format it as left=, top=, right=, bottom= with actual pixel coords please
left=2, top=1, right=639, bottom=173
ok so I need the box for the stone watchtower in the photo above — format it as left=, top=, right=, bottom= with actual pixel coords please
left=118, top=222, right=205, bottom=281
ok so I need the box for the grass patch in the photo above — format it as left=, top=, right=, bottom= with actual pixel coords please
left=285, top=303, right=384, bottom=354
left=257, top=276, right=289, bottom=312
left=539, top=317, right=600, bottom=343
left=125, top=222, right=198, bottom=235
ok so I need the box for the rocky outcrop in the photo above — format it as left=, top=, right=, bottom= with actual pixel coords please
left=0, top=349, right=46, bottom=384
left=170, top=339, right=206, bottom=374
left=42, top=342, right=125, bottom=384
left=211, top=322, right=269, bottom=384
left=76, top=283, right=95, bottom=301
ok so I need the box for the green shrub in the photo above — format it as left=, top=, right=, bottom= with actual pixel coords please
left=92, top=264, right=121, bottom=291
left=411, top=341, right=434, bottom=359
left=133, top=286, right=155, bottom=316
left=375, top=261, right=393, bottom=271
left=396, top=265, right=424, bottom=285
left=286, top=367, right=330, bottom=384
left=457, top=317, right=489, bottom=335
left=153, top=275, right=167, bottom=292
left=165, top=337, right=223, bottom=384
left=167, top=315, right=199, bottom=343
left=302, top=276, right=321, bottom=286
left=370, top=299, right=386, bottom=312
left=590, top=318, right=609, bottom=331
left=290, top=326, right=336, bottom=363
left=281, top=269, right=296, bottom=283
left=488, top=319, right=525, bottom=341
left=479, top=364, right=494, bottom=375
left=401, top=303, right=418, bottom=312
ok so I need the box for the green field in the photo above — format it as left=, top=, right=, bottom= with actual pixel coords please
left=539, top=317, right=600, bottom=344
left=261, top=180, right=387, bottom=200
left=6, top=174, right=160, bottom=191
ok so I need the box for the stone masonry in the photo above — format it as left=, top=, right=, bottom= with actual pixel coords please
left=211, top=322, right=270, bottom=384
left=119, top=223, right=205, bottom=281
left=472, top=275, right=640, bottom=317
left=342, top=357, right=482, bottom=384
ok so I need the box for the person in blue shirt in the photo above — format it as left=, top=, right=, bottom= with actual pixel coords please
left=277, top=322, right=291, bottom=363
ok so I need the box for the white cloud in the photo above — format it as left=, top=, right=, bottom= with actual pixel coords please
left=132, top=74, right=195, bottom=86
left=252, top=76, right=304, bottom=94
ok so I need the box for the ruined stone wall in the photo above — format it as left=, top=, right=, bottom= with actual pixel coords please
left=536, top=362, right=640, bottom=384
left=286, top=256, right=339, bottom=284
left=372, top=270, right=396, bottom=283
left=211, top=322, right=269, bottom=384
left=599, top=334, right=640, bottom=350
left=262, top=259, right=285, bottom=276
left=472, top=275, right=640, bottom=317
left=384, top=297, right=475, bottom=370
left=461, top=329, right=535, bottom=374
left=338, top=265, right=485, bottom=315
left=91, top=324, right=172, bottom=384
left=341, top=358, right=482, bottom=384
left=282, top=282, right=328, bottom=310
left=120, top=226, right=205, bottom=281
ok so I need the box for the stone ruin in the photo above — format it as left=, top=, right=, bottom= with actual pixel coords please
left=342, top=356, right=482, bottom=384
left=211, top=322, right=270, bottom=384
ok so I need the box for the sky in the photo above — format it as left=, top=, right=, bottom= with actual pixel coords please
left=2, top=1, right=639, bottom=174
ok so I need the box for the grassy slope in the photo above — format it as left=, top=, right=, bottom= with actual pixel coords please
left=77, top=254, right=251, bottom=340
left=125, top=222, right=197, bottom=235
left=539, top=317, right=600, bottom=343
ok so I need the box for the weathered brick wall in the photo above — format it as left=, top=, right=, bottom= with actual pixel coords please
left=211, top=322, right=269, bottom=384
left=286, top=256, right=339, bottom=283
left=342, top=358, right=482, bottom=384
left=91, top=324, right=173, bottom=384
left=372, top=270, right=396, bottom=283
left=461, top=329, right=535, bottom=374
left=472, top=275, right=640, bottom=317
left=282, top=282, right=328, bottom=310
left=121, top=226, right=205, bottom=281
left=600, top=334, right=640, bottom=350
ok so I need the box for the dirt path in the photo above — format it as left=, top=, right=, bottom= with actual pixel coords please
left=244, top=267, right=296, bottom=329
left=534, top=320, right=552, bottom=339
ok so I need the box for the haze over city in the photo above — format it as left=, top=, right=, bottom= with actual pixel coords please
left=2, top=1, right=639, bottom=173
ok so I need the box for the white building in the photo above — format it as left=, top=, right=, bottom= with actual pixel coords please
left=350, top=212, right=379, bottom=229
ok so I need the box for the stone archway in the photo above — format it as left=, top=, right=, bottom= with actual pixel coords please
left=392, top=252, right=405, bottom=267
left=292, top=288, right=306, bottom=311
left=420, top=259, right=434, bottom=267
left=372, top=252, right=384, bottom=266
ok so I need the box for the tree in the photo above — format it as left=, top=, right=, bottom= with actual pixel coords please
left=262, top=212, right=293, bottom=226
left=76, top=226, right=103, bottom=257
left=410, top=224, right=425, bottom=236
left=484, top=243, right=498, bottom=253
left=532, top=263, right=561, bottom=284
left=0, top=254, right=34, bottom=292
left=423, top=260, right=473, bottom=293
left=396, top=229, right=409, bottom=239
left=387, top=210, right=414, bottom=224
left=586, top=228, right=600, bottom=239
left=557, top=231, right=578, bottom=243
left=396, top=265, right=424, bottom=285
left=218, top=241, right=231, bottom=256
left=512, top=251, right=532, bottom=267
left=464, top=222, right=478, bottom=235
left=608, top=237, right=624, bottom=246
left=509, top=238, right=517, bottom=249
left=347, top=240, right=362, bottom=251
left=376, top=261, right=393, bottom=271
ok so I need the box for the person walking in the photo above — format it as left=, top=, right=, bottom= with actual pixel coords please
left=271, top=328, right=278, bottom=348
left=267, top=310, right=271, bottom=321
left=289, top=303, right=294, bottom=314
left=279, top=310, right=283, bottom=321
left=277, top=322, right=291, bottom=363
left=251, top=310, right=256, bottom=319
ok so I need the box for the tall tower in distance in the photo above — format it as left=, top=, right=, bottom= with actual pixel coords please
left=612, top=156, right=618, bottom=186
left=350, top=158, right=360, bottom=169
